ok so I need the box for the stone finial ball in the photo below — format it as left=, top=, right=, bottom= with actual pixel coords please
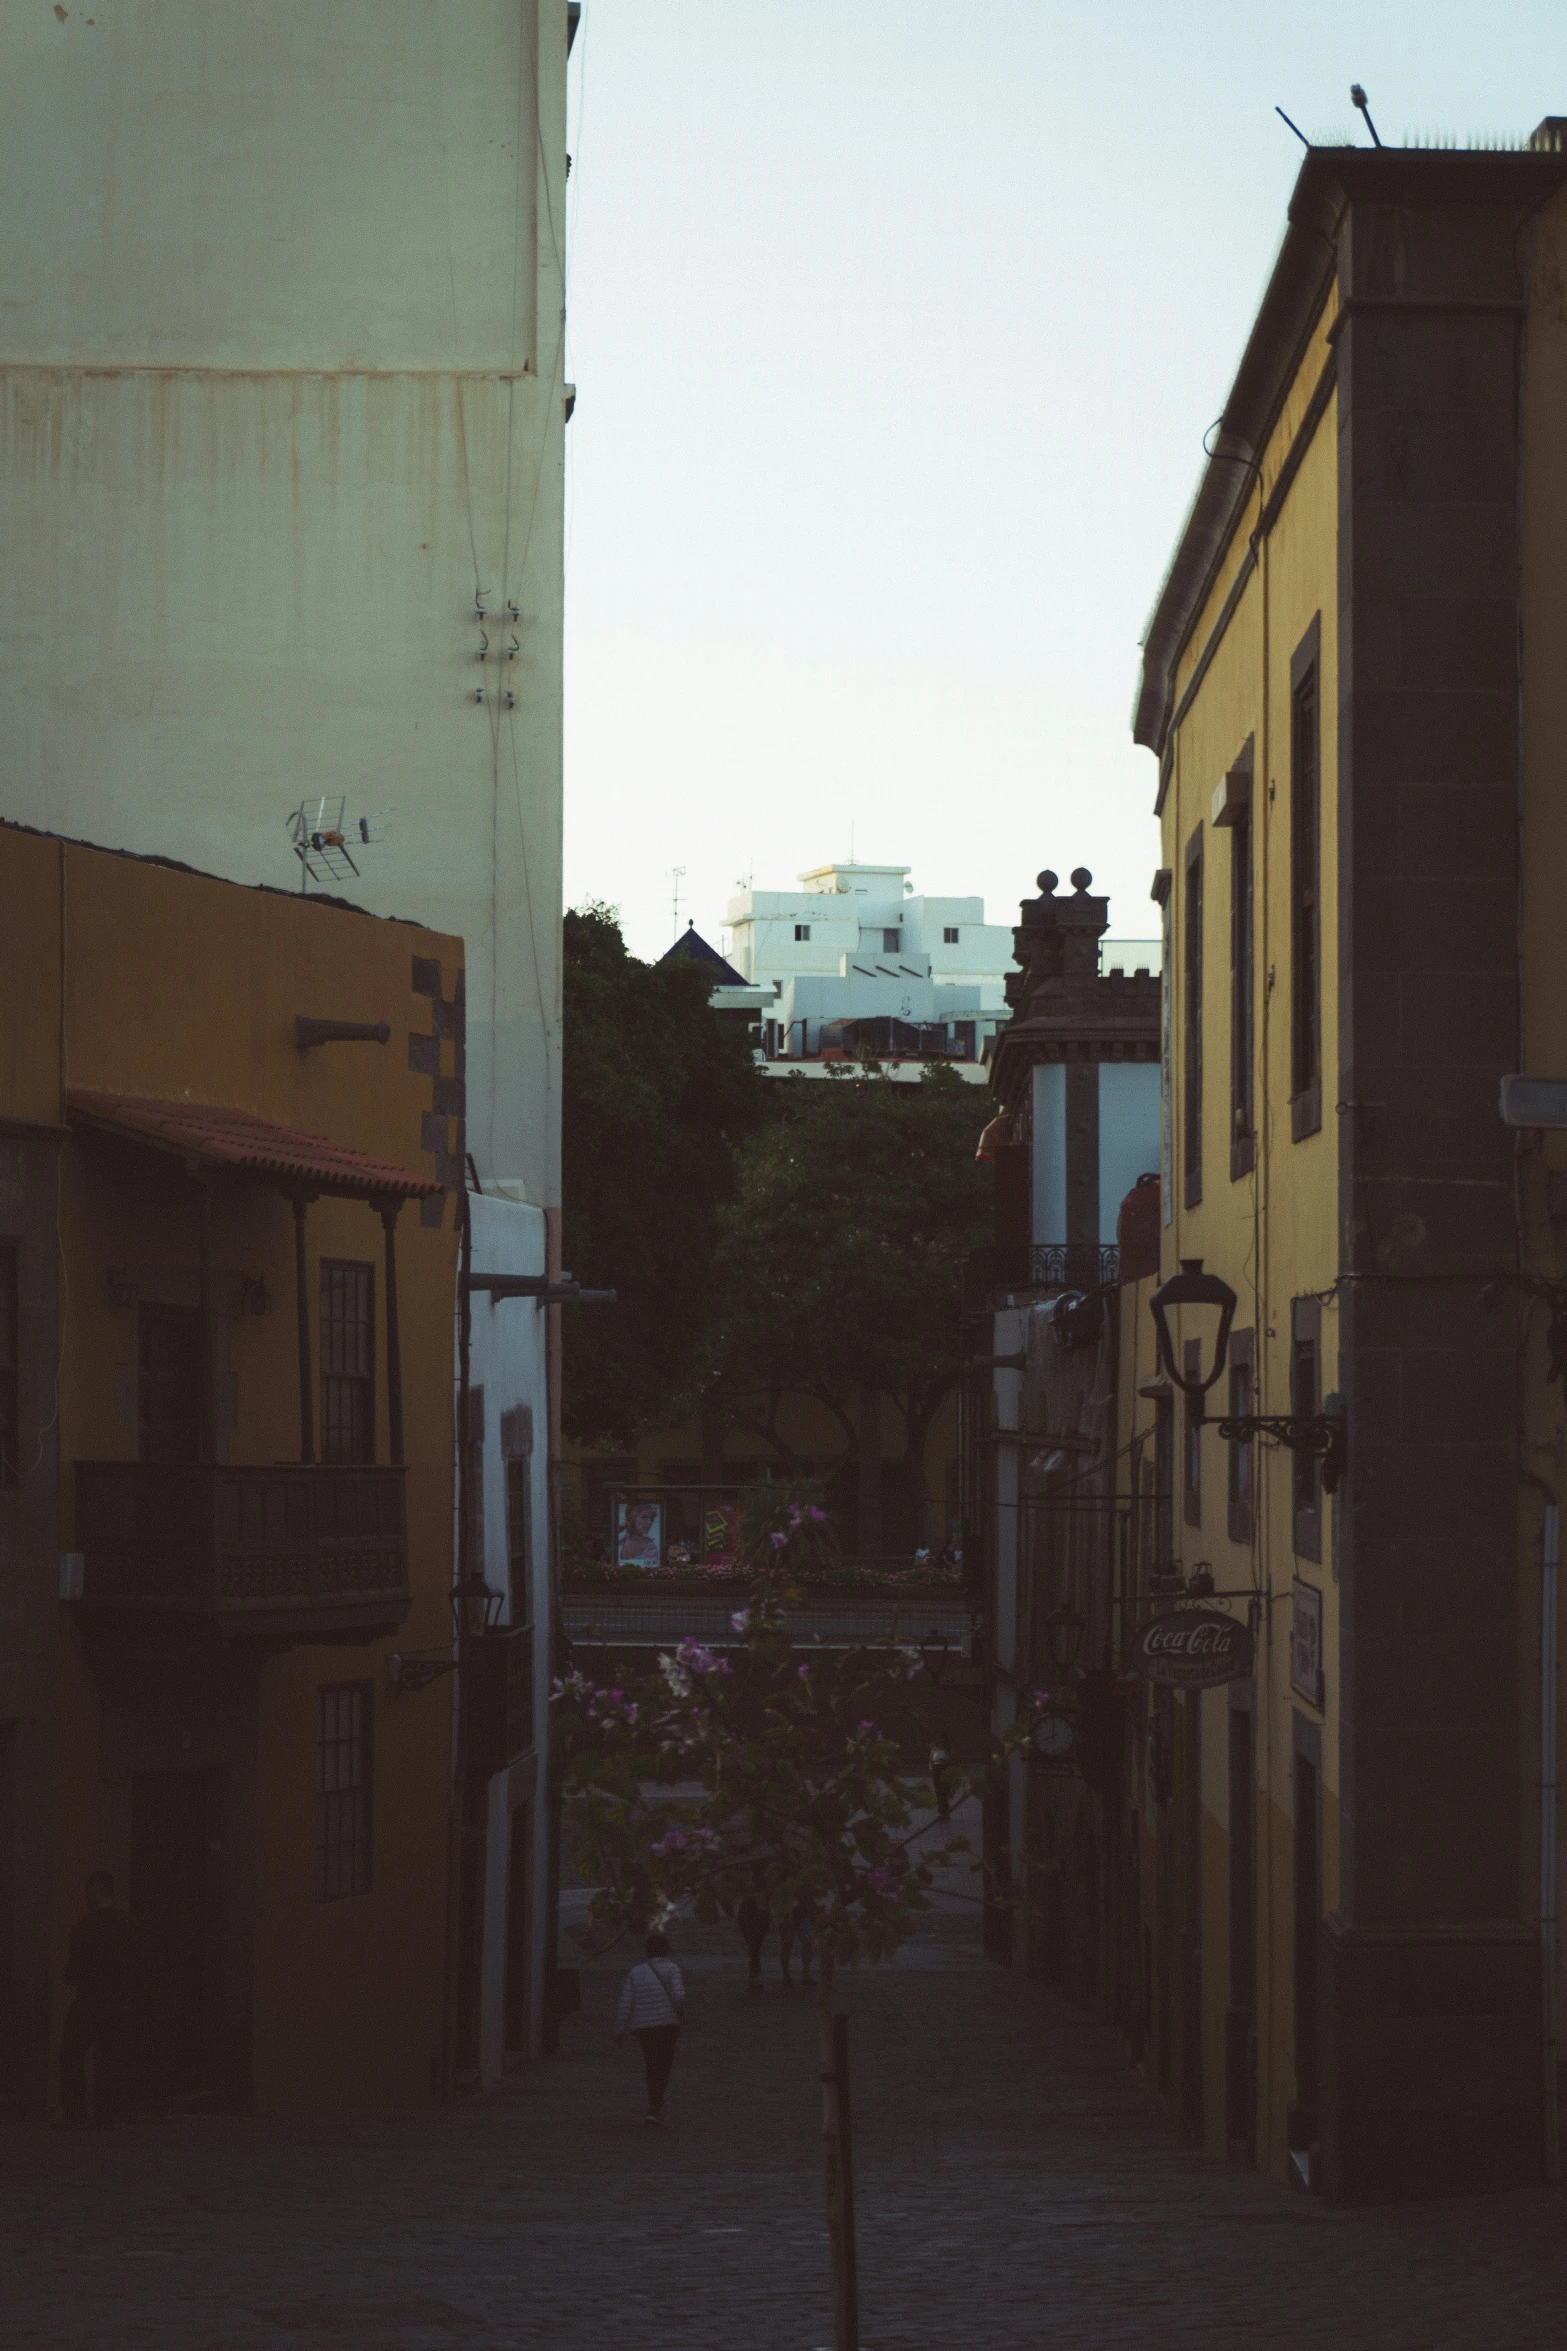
left=1037, top=870, right=1058, bottom=894
left=1070, top=867, right=1093, bottom=891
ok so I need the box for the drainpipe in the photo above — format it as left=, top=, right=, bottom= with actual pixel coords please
left=1543, top=1500, right=1560, bottom=2182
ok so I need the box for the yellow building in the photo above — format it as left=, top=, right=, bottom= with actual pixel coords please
left=0, top=820, right=476, bottom=2117
left=1119, top=127, right=1567, bottom=2199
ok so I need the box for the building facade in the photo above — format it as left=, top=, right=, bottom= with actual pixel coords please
left=725, top=860, right=1015, bottom=1077
left=1113, top=130, right=1567, bottom=2200
left=0, top=0, right=571, bottom=2090
left=0, top=823, right=516, bottom=2116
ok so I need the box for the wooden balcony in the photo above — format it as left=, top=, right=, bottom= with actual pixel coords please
left=74, top=1461, right=411, bottom=1643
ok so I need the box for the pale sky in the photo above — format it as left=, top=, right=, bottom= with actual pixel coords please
left=561, top=1, right=1566, bottom=963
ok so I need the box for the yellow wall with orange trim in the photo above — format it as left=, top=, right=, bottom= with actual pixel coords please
left=1, top=824, right=462, bottom=2110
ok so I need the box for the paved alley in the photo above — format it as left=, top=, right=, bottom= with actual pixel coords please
left=6, top=1826, right=1567, bottom=2351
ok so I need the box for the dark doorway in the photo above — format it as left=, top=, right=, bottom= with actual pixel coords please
left=1226, top=1705, right=1257, bottom=2160
left=138, top=1307, right=203, bottom=1463
left=131, top=1770, right=216, bottom=2098
left=1292, top=1748, right=1321, bottom=2145
left=504, top=1802, right=531, bottom=2061
left=1180, top=1690, right=1204, bottom=2143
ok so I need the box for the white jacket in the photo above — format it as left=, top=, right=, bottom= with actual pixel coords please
left=617, top=1957, right=685, bottom=2032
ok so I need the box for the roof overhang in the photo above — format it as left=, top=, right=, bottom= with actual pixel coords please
left=67, top=1089, right=442, bottom=1204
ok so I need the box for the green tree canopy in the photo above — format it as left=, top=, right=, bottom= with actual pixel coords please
left=562, top=903, right=763, bottom=1445
left=707, top=1065, right=993, bottom=1536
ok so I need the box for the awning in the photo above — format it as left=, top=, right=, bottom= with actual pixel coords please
left=67, top=1088, right=442, bottom=1204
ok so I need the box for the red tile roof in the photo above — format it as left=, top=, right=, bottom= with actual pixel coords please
left=67, top=1089, right=442, bottom=1202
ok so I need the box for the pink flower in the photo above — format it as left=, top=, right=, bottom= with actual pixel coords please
left=857, top=1720, right=875, bottom=1735
left=797, top=1663, right=811, bottom=1682
left=770, top=1531, right=788, bottom=1550
left=676, top=1638, right=731, bottom=1677
left=867, top=1868, right=892, bottom=1892
left=808, top=1505, right=827, bottom=1522
left=730, top=1608, right=752, bottom=1634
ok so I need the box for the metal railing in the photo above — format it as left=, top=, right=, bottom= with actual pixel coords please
left=74, top=1460, right=409, bottom=1630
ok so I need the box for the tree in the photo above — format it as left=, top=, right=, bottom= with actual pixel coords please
left=562, top=904, right=763, bottom=1445
left=705, top=1065, right=992, bottom=1549
left=553, top=1488, right=1012, bottom=2350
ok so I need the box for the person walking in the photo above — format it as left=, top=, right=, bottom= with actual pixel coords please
left=59, top=1870, right=137, bottom=2128
left=615, top=1930, right=685, bottom=2123
left=779, top=1900, right=814, bottom=1989
left=736, top=1890, right=770, bottom=1990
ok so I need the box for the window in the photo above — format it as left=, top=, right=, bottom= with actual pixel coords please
left=1291, top=1296, right=1322, bottom=1560
left=1227, top=1329, right=1255, bottom=1545
left=882, top=928, right=901, bottom=953
left=1183, top=827, right=1204, bottom=1208
left=1290, top=618, right=1322, bottom=1141
left=1182, top=1341, right=1203, bottom=1528
left=321, top=1261, right=375, bottom=1465
left=138, top=1305, right=203, bottom=1464
left=1229, top=787, right=1255, bottom=1181
left=794, top=923, right=811, bottom=942
left=317, top=1682, right=372, bottom=1899
left=0, top=1243, right=17, bottom=1487
left=505, top=1454, right=533, bottom=1626
left=1153, top=1393, right=1175, bottom=1572
left=943, top=926, right=959, bottom=945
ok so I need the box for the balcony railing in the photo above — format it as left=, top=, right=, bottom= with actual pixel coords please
left=74, top=1461, right=410, bottom=1641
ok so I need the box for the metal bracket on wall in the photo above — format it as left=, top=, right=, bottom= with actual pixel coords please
left=1215, top=1408, right=1346, bottom=1494
left=387, top=1652, right=458, bottom=1698
left=467, top=1273, right=618, bottom=1306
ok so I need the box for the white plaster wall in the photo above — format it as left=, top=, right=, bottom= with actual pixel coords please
left=0, top=0, right=569, bottom=1206
left=1031, top=1062, right=1067, bottom=1246
left=1098, top=1062, right=1161, bottom=1245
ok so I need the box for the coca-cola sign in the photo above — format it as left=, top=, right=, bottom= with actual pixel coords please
left=1134, top=1606, right=1253, bottom=1688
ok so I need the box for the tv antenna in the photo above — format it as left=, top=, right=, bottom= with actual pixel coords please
left=1350, top=84, right=1383, bottom=148
left=287, top=796, right=391, bottom=892
left=671, top=865, right=686, bottom=939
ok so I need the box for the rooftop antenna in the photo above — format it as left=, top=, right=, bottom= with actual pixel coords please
left=1275, top=106, right=1311, bottom=149
left=287, top=795, right=390, bottom=893
left=1350, top=84, right=1383, bottom=147
left=670, top=865, right=686, bottom=940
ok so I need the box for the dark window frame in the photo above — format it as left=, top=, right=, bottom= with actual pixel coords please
left=1182, top=1339, right=1203, bottom=1529
left=320, top=1258, right=376, bottom=1466
left=1226, top=746, right=1256, bottom=1181
left=1226, top=1328, right=1256, bottom=1546
left=1183, top=825, right=1204, bottom=1208
left=316, top=1680, right=373, bottom=1901
left=505, top=1453, right=533, bottom=1629
left=137, top=1302, right=204, bottom=1465
left=1291, top=1295, right=1322, bottom=1560
left=882, top=927, right=901, bottom=953
left=943, top=925, right=959, bottom=944
left=1289, top=617, right=1323, bottom=1142
left=0, top=1241, right=18, bottom=1488
left=794, top=923, right=811, bottom=942
left=1153, top=1392, right=1175, bottom=1572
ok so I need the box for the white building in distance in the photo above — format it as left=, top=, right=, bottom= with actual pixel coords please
left=723, top=862, right=1017, bottom=1082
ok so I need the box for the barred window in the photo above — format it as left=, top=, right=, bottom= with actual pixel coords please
left=0, top=1242, right=17, bottom=1487
left=320, top=1261, right=374, bottom=1465
left=317, top=1683, right=372, bottom=1900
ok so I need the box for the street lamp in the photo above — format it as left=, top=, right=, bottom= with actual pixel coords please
left=451, top=1570, right=504, bottom=1644
left=1149, top=1258, right=1238, bottom=1397
left=1044, top=1602, right=1087, bottom=1681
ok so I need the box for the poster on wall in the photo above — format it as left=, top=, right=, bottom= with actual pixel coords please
left=615, top=1497, right=663, bottom=1571
left=703, top=1503, right=740, bottom=1569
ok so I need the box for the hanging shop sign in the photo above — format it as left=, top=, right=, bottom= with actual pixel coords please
left=1134, top=1606, right=1253, bottom=1688
left=1290, top=1579, right=1324, bottom=1711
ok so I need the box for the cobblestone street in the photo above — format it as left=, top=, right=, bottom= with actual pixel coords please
left=7, top=1818, right=1567, bottom=2351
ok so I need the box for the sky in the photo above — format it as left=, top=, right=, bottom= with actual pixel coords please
left=560, top=0, right=1567, bottom=963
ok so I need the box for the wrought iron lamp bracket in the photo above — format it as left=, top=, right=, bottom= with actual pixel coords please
left=1215, top=1409, right=1347, bottom=1494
